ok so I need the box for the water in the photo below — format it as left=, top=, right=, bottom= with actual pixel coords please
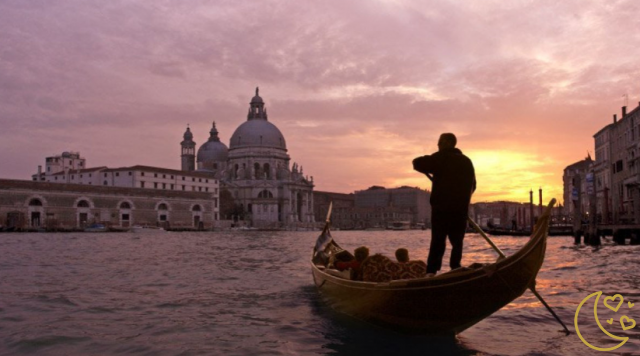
left=0, top=230, right=639, bottom=355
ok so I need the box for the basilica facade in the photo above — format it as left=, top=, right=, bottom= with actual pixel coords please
left=180, top=88, right=315, bottom=228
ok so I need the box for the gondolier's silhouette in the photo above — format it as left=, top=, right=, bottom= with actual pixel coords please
left=413, top=133, right=476, bottom=274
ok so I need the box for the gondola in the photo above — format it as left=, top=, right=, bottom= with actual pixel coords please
left=311, top=200, right=555, bottom=335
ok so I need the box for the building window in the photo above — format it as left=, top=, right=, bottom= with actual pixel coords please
left=171, top=175, right=174, bottom=179
left=182, top=185, right=185, bottom=191
left=120, top=202, right=131, bottom=209
left=199, top=178, right=202, bottom=182
left=163, top=174, right=166, bottom=178
left=128, top=172, right=132, bottom=176
left=192, top=205, right=201, bottom=212
left=104, top=173, right=107, bottom=177
left=171, top=184, right=174, bottom=190
left=192, top=178, right=195, bottom=182
left=141, top=172, right=145, bottom=176
left=159, top=215, right=167, bottom=221
left=116, top=172, right=120, bottom=177
left=77, top=200, right=90, bottom=208
left=80, top=174, right=83, bottom=178
left=71, top=175, right=74, bottom=179
left=154, top=173, right=158, bottom=178
left=192, top=186, right=195, bottom=191
left=199, top=187, right=202, bottom=192
left=162, top=183, right=166, bottom=189
left=154, top=182, right=158, bottom=189
left=103, top=181, right=108, bottom=185
left=205, top=179, right=208, bottom=183
left=182, top=177, right=185, bottom=181
left=89, top=174, right=92, bottom=177
left=206, top=187, right=209, bottom=192
left=141, top=181, right=145, bottom=188
left=55, top=177, right=58, bottom=181
left=158, top=203, right=168, bottom=210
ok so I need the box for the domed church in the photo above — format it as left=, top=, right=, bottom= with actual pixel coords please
left=180, top=88, right=315, bottom=228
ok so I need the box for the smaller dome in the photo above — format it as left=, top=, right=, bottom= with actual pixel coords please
left=197, top=122, right=229, bottom=164
left=197, top=141, right=228, bottom=163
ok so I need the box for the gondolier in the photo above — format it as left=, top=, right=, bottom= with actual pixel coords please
left=413, top=133, right=476, bottom=275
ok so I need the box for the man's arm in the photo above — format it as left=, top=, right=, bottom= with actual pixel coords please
left=413, top=155, right=435, bottom=175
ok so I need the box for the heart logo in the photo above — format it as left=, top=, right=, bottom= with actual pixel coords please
left=607, top=318, right=613, bottom=324
left=629, top=301, right=635, bottom=308
left=620, top=316, right=636, bottom=330
left=604, top=294, right=624, bottom=312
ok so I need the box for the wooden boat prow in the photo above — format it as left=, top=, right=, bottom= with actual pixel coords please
left=311, top=199, right=556, bottom=335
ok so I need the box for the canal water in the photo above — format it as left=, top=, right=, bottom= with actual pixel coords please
left=0, top=230, right=638, bottom=355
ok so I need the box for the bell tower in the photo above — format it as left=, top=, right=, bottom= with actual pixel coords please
left=181, top=125, right=196, bottom=171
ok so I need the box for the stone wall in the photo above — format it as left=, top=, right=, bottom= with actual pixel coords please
left=0, top=179, right=217, bottom=230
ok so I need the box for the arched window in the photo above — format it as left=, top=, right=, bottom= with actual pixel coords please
left=254, top=163, right=261, bottom=179
left=77, top=200, right=90, bottom=208
left=120, top=202, right=131, bottom=209
left=158, top=203, right=168, bottom=210
left=258, top=190, right=274, bottom=198
left=263, top=163, right=271, bottom=179
left=29, top=199, right=43, bottom=206
left=192, top=205, right=201, bottom=212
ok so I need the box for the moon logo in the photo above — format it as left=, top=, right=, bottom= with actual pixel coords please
left=574, top=291, right=630, bottom=351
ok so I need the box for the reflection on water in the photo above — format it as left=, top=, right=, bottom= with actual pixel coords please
left=0, top=230, right=638, bottom=355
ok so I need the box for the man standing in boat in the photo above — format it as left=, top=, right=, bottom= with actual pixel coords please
left=412, top=133, right=476, bottom=276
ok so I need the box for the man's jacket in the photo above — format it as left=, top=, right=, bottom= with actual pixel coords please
left=413, top=148, right=476, bottom=213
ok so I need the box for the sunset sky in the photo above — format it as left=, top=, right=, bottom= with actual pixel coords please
left=2, top=0, right=640, bottom=204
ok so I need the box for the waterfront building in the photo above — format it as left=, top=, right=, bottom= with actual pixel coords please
left=353, top=186, right=431, bottom=228
left=0, top=179, right=217, bottom=230
left=27, top=152, right=221, bottom=225
left=471, top=201, right=532, bottom=229
left=313, top=191, right=355, bottom=229
left=562, top=158, right=593, bottom=218
left=565, top=101, right=640, bottom=225
left=32, top=156, right=219, bottom=199
left=184, top=88, right=315, bottom=228
left=607, top=105, right=640, bottom=224
left=593, top=121, right=613, bottom=223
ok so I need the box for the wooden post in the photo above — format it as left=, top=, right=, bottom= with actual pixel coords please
left=573, top=174, right=582, bottom=244
left=529, top=189, right=534, bottom=232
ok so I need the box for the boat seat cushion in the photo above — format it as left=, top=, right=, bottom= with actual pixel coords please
left=361, top=254, right=427, bottom=282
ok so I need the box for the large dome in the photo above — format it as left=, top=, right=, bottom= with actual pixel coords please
left=229, top=88, right=287, bottom=150
left=197, top=122, right=228, bottom=163
left=229, top=120, right=287, bottom=150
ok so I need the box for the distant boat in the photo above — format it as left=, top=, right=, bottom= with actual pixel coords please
left=364, top=226, right=385, bottom=231
left=231, top=226, right=259, bottom=231
left=387, top=221, right=411, bottom=230
left=84, top=223, right=107, bottom=232
left=130, top=225, right=165, bottom=233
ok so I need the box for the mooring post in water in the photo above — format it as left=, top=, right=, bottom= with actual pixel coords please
left=572, top=174, right=582, bottom=245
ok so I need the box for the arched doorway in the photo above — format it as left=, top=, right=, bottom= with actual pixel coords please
left=119, top=201, right=133, bottom=228
left=76, top=199, right=92, bottom=228
left=28, top=198, right=43, bottom=228
left=192, top=204, right=203, bottom=229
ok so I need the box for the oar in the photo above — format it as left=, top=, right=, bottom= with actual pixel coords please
left=424, top=173, right=570, bottom=335
left=467, top=213, right=570, bottom=335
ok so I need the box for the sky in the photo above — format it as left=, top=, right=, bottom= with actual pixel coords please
left=1, top=0, right=640, bottom=204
